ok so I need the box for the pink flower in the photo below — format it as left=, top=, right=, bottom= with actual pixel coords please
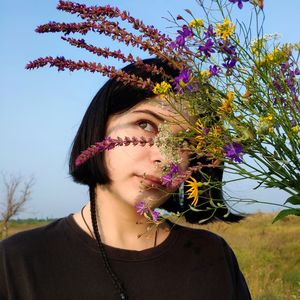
left=135, top=201, right=148, bottom=215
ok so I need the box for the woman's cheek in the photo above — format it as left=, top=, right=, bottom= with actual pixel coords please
left=178, top=150, right=190, bottom=171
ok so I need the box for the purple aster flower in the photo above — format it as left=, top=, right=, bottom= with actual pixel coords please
left=290, top=67, right=300, bottom=77
left=170, top=41, right=177, bottom=49
left=204, top=25, right=215, bottom=38
left=135, top=201, right=148, bottom=215
left=173, top=25, right=193, bottom=47
left=218, top=40, right=237, bottom=57
left=170, top=163, right=179, bottom=174
left=203, top=128, right=210, bottom=135
left=199, top=38, right=215, bottom=57
left=189, top=82, right=200, bottom=92
left=161, top=174, right=172, bottom=187
left=209, top=65, right=220, bottom=76
left=222, top=57, right=237, bottom=69
left=161, top=163, right=179, bottom=187
left=273, top=97, right=286, bottom=106
left=150, top=210, right=161, bottom=222
left=175, top=69, right=191, bottom=84
left=135, top=202, right=162, bottom=222
left=285, top=78, right=294, bottom=89
left=280, top=62, right=289, bottom=73
left=290, top=118, right=297, bottom=127
left=273, top=79, right=283, bottom=92
left=178, top=25, right=193, bottom=38
left=174, top=68, right=193, bottom=92
left=229, top=0, right=249, bottom=9
left=223, top=143, right=244, bottom=163
left=175, top=35, right=185, bottom=47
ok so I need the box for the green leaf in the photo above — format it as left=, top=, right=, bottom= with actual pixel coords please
left=198, top=216, right=214, bottom=224
left=189, top=205, right=205, bottom=212
left=284, top=194, right=300, bottom=205
left=272, top=209, right=300, bottom=223
left=223, top=210, right=230, bottom=218
left=209, top=197, right=219, bottom=208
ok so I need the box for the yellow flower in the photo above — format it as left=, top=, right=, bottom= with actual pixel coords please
left=292, top=125, right=299, bottom=132
left=258, top=114, right=274, bottom=134
left=194, top=120, right=205, bottom=150
left=189, top=18, right=204, bottom=28
left=201, top=70, right=211, bottom=78
left=209, top=146, right=223, bottom=155
left=215, top=18, right=236, bottom=40
left=218, top=91, right=235, bottom=114
left=153, top=81, right=172, bottom=95
left=257, top=46, right=291, bottom=67
left=195, top=119, right=205, bottom=132
left=210, top=125, right=223, bottom=138
left=185, top=177, right=200, bottom=206
left=266, top=47, right=282, bottom=62
left=194, top=120, right=224, bottom=157
left=260, top=114, right=273, bottom=123
left=251, top=38, right=265, bottom=56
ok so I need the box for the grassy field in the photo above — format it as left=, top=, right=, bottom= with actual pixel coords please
left=2, top=219, right=52, bottom=237
left=1, top=213, right=300, bottom=299
left=198, top=213, right=300, bottom=300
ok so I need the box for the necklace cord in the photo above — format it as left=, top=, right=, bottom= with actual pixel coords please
left=80, top=205, right=94, bottom=238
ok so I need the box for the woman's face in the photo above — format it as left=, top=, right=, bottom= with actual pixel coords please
left=102, top=96, right=192, bottom=209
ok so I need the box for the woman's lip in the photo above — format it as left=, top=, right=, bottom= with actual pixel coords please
left=138, top=175, right=162, bottom=186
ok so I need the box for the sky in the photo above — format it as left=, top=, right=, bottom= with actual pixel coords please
left=1, top=0, right=300, bottom=219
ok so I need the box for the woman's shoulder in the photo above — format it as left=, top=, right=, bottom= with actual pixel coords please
left=173, top=222, right=226, bottom=243
left=0, top=216, right=69, bottom=256
left=171, top=222, right=232, bottom=255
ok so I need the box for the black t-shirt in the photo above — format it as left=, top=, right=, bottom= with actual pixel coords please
left=0, top=215, right=251, bottom=300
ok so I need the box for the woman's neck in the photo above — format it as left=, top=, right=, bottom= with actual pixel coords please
left=73, top=186, right=170, bottom=251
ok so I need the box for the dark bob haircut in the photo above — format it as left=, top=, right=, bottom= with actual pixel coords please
left=69, top=58, right=243, bottom=223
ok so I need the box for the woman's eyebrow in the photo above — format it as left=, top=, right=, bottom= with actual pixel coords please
left=131, top=109, right=166, bottom=122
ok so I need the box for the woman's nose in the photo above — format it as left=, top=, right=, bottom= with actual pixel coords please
left=148, top=144, right=164, bottom=165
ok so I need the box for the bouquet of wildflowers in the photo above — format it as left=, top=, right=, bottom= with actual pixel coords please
left=27, top=0, right=300, bottom=223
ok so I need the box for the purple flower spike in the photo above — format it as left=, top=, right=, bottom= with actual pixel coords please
left=75, top=136, right=154, bottom=167
left=223, top=143, right=244, bottom=163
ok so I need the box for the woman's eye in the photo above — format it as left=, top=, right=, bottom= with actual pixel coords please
left=137, top=120, right=156, bottom=133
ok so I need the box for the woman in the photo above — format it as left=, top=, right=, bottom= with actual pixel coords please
left=0, top=58, right=251, bottom=299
